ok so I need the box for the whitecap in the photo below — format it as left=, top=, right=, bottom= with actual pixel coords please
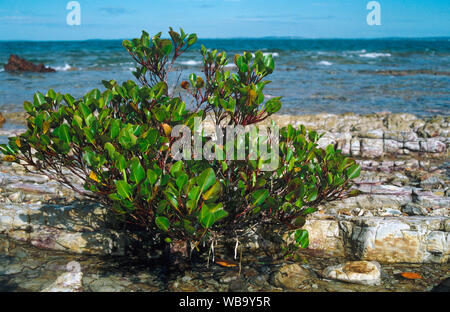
left=54, top=63, right=73, bottom=71
left=224, top=63, right=236, bottom=68
left=264, top=52, right=279, bottom=57
left=318, top=61, right=332, bottom=66
left=347, top=49, right=366, bottom=54
left=359, top=52, right=391, bottom=58
left=0, top=68, right=4, bottom=72
left=180, top=60, right=202, bottom=66
left=250, top=52, right=279, bottom=58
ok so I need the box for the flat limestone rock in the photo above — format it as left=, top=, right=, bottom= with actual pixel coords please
left=322, top=261, right=381, bottom=286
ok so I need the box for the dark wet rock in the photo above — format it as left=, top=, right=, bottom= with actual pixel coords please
left=272, top=263, right=312, bottom=290
left=431, top=277, right=450, bottom=292
left=4, top=55, right=55, bottom=73
left=401, top=203, right=428, bottom=216
left=228, top=278, right=246, bottom=292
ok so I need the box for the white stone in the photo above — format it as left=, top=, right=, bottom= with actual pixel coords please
left=322, top=261, right=381, bottom=285
left=41, top=261, right=83, bottom=292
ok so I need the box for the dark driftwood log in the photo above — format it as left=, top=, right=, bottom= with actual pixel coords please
left=4, top=54, right=55, bottom=73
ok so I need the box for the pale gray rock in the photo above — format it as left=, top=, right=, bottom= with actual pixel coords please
left=41, top=261, right=83, bottom=292
left=420, top=138, right=446, bottom=153
left=384, top=139, right=403, bottom=154
left=359, top=129, right=384, bottom=139
left=350, top=139, right=360, bottom=156
left=361, top=139, right=384, bottom=158
left=404, top=141, right=421, bottom=151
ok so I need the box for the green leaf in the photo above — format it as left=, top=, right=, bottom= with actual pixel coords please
left=294, top=229, right=309, bottom=248
left=264, top=55, right=275, bottom=73
left=83, top=127, right=95, bottom=145
left=176, top=173, right=188, bottom=190
left=164, top=190, right=178, bottom=209
left=169, top=160, right=183, bottom=177
left=57, top=124, right=71, bottom=144
left=346, top=164, right=361, bottom=179
left=188, top=186, right=200, bottom=201
left=202, top=181, right=222, bottom=201
left=197, top=168, right=216, bottom=195
left=64, top=93, right=75, bottom=106
left=33, top=92, right=46, bottom=106
left=265, top=98, right=282, bottom=114
left=116, top=180, right=132, bottom=200
left=199, top=203, right=227, bottom=229
left=72, top=115, right=83, bottom=129
left=24, top=101, right=34, bottom=113
left=110, top=119, right=121, bottom=139
left=104, top=142, right=116, bottom=159
left=236, top=56, right=249, bottom=73
left=251, top=189, right=269, bottom=207
left=130, top=157, right=146, bottom=184
left=147, top=169, right=158, bottom=186
left=155, top=216, right=170, bottom=232
left=306, top=188, right=318, bottom=202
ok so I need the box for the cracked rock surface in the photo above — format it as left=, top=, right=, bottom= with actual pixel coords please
left=0, top=112, right=448, bottom=291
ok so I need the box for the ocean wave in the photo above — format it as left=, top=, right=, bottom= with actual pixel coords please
left=359, top=52, right=391, bottom=58
left=180, top=60, right=202, bottom=66
left=264, top=52, right=279, bottom=57
left=54, top=63, right=74, bottom=71
left=224, top=63, right=236, bottom=68
left=251, top=52, right=279, bottom=58
left=347, top=49, right=367, bottom=54
left=0, top=68, right=4, bottom=72
left=318, top=61, right=333, bottom=66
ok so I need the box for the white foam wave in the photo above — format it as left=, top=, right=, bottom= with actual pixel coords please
left=264, top=52, right=279, bottom=57
left=251, top=52, right=279, bottom=58
left=359, top=52, right=391, bottom=58
left=347, top=49, right=366, bottom=54
left=224, top=63, right=236, bottom=68
left=0, top=68, right=4, bottom=72
left=318, top=61, right=332, bottom=66
left=54, top=63, right=73, bottom=71
left=180, top=60, right=202, bottom=66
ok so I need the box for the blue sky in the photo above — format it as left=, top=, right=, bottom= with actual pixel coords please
left=0, top=0, right=449, bottom=40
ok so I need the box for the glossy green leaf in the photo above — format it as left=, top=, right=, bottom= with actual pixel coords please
left=130, top=157, right=146, bottom=183
left=251, top=189, right=269, bottom=207
left=155, top=216, right=170, bottom=232
left=116, top=180, right=132, bottom=200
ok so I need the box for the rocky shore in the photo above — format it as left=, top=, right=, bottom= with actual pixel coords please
left=0, top=111, right=448, bottom=291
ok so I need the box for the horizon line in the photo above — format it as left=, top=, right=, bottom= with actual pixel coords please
left=0, top=35, right=449, bottom=42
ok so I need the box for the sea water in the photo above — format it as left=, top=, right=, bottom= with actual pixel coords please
left=0, top=38, right=449, bottom=116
